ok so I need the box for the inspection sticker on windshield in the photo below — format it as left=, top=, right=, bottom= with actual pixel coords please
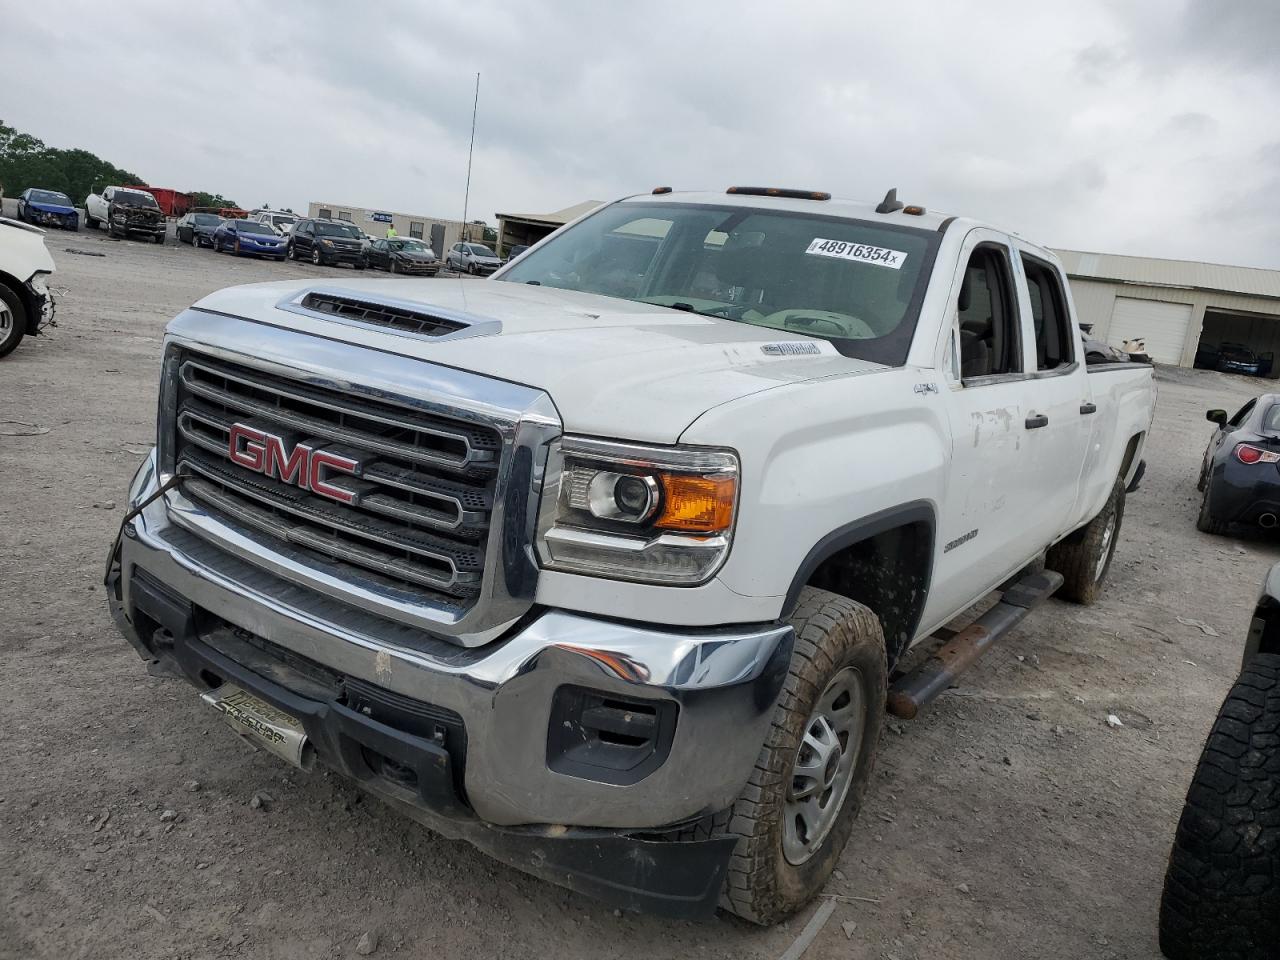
left=805, top=238, right=907, bottom=269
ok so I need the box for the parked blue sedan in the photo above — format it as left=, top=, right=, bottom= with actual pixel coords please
left=17, top=188, right=79, bottom=230
left=212, top=218, right=288, bottom=260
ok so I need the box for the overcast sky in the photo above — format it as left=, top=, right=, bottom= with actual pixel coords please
left=4, top=0, right=1278, bottom=267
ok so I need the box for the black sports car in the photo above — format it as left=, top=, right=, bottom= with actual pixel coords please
left=1197, top=393, right=1280, bottom=534
left=1159, top=561, right=1280, bottom=958
left=366, top=237, right=439, bottom=275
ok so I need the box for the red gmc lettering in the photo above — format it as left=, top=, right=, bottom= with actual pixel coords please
left=226, top=422, right=357, bottom=505
left=228, top=423, right=266, bottom=472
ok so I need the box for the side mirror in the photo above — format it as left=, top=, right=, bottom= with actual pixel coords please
left=1207, top=409, right=1228, bottom=427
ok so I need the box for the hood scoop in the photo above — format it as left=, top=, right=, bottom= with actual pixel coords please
left=280, top=288, right=502, bottom=343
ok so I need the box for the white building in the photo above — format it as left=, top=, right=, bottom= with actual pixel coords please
left=1054, top=249, right=1280, bottom=375
left=307, top=202, right=484, bottom=255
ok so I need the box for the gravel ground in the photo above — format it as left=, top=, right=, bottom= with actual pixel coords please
left=2, top=210, right=1277, bottom=960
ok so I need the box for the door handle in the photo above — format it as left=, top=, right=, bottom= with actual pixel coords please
left=1080, top=402, right=1097, bottom=415
left=1025, top=414, right=1049, bottom=429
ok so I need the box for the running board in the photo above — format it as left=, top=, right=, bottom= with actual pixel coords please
left=886, top=570, right=1064, bottom=719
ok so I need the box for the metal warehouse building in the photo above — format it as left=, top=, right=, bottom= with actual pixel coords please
left=495, top=200, right=602, bottom=257
left=306, top=202, right=484, bottom=255
left=1054, top=249, right=1280, bottom=376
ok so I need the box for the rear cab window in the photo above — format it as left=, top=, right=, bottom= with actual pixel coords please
left=499, top=201, right=942, bottom=365
left=1021, top=255, right=1075, bottom=371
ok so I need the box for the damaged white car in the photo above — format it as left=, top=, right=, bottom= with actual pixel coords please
left=0, top=215, right=56, bottom=358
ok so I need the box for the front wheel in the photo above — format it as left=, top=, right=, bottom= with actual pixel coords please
left=718, top=587, right=887, bottom=925
left=1047, top=478, right=1125, bottom=604
left=0, top=282, right=29, bottom=359
left=1159, top=654, right=1280, bottom=959
left=311, top=247, right=322, bottom=266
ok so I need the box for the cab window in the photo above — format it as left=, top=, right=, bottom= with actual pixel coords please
left=958, top=244, right=1021, bottom=380
left=1022, top=256, right=1074, bottom=371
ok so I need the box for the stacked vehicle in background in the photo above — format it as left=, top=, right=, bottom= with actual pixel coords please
left=176, top=212, right=224, bottom=247
left=212, top=218, right=288, bottom=260
left=16, top=188, right=79, bottom=231
left=366, top=237, right=439, bottom=274
left=287, top=218, right=366, bottom=268
left=445, top=241, right=501, bottom=274
left=85, top=186, right=166, bottom=243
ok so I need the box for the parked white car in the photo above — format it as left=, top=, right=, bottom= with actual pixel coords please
left=0, top=215, right=55, bottom=358
left=108, top=186, right=1155, bottom=923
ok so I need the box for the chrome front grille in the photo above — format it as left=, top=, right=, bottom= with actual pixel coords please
left=172, top=352, right=501, bottom=610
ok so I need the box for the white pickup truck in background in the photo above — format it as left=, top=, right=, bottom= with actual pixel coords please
left=106, top=186, right=1155, bottom=923
left=84, top=185, right=165, bottom=242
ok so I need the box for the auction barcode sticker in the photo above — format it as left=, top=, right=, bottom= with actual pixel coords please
left=805, top=238, right=907, bottom=269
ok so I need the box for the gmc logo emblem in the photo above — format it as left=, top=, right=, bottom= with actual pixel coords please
left=227, top=423, right=358, bottom=505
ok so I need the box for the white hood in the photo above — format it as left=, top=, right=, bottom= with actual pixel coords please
left=190, top=277, right=885, bottom=442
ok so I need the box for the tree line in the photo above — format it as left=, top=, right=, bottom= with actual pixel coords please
left=0, top=120, right=237, bottom=208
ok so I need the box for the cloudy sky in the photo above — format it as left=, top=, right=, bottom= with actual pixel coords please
left=4, top=0, right=1278, bottom=267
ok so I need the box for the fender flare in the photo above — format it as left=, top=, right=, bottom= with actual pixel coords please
left=783, top=500, right=937, bottom=620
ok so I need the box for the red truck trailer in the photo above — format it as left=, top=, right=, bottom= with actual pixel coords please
left=124, top=186, right=192, bottom=218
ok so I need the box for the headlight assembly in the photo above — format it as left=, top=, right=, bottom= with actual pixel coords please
left=536, top=436, right=739, bottom=585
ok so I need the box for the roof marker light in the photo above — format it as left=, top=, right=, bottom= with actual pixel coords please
left=726, top=186, right=831, bottom=201
left=652, top=186, right=673, bottom=194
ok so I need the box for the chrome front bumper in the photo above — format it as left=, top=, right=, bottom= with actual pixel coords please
left=111, top=452, right=792, bottom=829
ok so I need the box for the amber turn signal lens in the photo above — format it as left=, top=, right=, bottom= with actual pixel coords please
left=655, top=474, right=736, bottom=532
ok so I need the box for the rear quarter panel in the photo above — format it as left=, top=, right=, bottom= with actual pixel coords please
left=1069, top=364, right=1155, bottom=532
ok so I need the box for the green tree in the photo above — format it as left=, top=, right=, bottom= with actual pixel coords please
left=189, top=191, right=240, bottom=210
left=0, top=119, right=145, bottom=203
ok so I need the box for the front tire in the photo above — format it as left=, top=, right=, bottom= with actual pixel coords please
left=1159, top=654, right=1280, bottom=959
left=1047, top=478, right=1125, bottom=604
left=719, top=587, right=887, bottom=925
left=311, top=247, right=322, bottom=266
left=0, top=283, right=29, bottom=359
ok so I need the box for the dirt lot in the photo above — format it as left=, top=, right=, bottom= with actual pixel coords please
left=2, top=213, right=1276, bottom=960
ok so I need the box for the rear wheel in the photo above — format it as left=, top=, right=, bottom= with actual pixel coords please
left=1047, top=478, right=1124, bottom=604
left=1159, top=653, right=1280, bottom=959
left=0, top=283, right=29, bottom=359
left=1197, top=481, right=1228, bottom=536
left=717, top=587, right=887, bottom=925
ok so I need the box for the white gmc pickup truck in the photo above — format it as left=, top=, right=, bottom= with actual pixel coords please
left=106, top=186, right=1155, bottom=923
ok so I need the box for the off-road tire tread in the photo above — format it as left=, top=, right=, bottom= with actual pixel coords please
left=1047, top=478, right=1125, bottom=605
left=1159, top=653, right=1280, bottom=960
left=703, top=586, right=887, bottom=925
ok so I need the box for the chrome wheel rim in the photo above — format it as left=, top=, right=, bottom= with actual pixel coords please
left=783, top=666, right=865, bottom=865
left=1094, top=512, right=1116, bottom=583
left=0, top=298, right=14, bottom=344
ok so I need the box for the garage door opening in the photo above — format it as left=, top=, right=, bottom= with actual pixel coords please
left=1106, top=297, right=1193, bottom=365
left=1194, top=308, right=1280, bottom=378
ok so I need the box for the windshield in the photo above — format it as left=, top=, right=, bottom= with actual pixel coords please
left=469, top=244, right=497, bottom=257
left=270, top=215, right=296, bottom=226
left=114, top=191, right=159, bottom=208
left=193, top=213, right=222, bottom=225
left=236, top=220, right=277, bottom=235
left=315, top=222, right=361, bottom=237
left=31, top=190, right=72, bottom=205
left=391, top=239, right=431, bottom=254
left=498, top=201, right=941, bottom=364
